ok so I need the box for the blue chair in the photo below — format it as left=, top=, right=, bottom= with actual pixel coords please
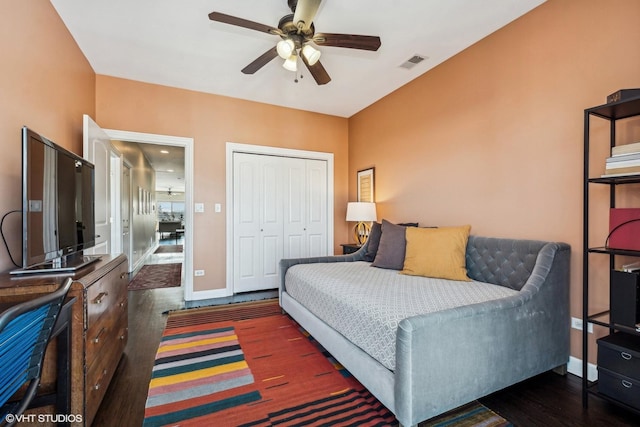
left=0, top=278, right=72, bottom=426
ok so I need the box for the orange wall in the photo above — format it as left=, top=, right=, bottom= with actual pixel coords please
left=95, top=76, right=350, bottom=292
left=0, top=1, right=95, bottom=271
left=349, top=0, right=640, bottom=361
left=3, top=0, right=639, bottom=365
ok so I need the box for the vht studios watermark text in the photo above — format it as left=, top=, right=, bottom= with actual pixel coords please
left=4, top=413, right=83, bottom=424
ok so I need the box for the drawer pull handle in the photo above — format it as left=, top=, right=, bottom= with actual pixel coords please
left=93, top=372, right=106, bottom=391
left=93, top=328, right=106, bottom=344
left=93, top=291, right=109, bottom=304
left=120, top=272, right=128, bottom=280
left=622, top=380, right=632, bottom=388
left=621, top=352, right=632, bottom=361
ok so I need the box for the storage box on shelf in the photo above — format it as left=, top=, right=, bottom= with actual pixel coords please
left=610, top=270, right=640, bottom=331
left=583, top=94, right=640, bottom=416
left=597, top=333, right=640, bottom=411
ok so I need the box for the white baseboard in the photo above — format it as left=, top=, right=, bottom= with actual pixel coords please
left=185, top=287, right=233, bottom=301
left=130, top=244, right=159, bottom=273
left=567, top=355, right=598, bottom=382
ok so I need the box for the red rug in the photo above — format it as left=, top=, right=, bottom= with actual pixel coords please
left=143, top=301, right=511, bottom=427
left=129, top=263, right=182, bottom=291
left=143, top=311, right=394, bottom=426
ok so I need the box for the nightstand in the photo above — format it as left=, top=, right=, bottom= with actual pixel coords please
left=340, top=243, right=362, bottom=255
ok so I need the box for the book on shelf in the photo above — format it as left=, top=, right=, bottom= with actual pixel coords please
left=601, top=169, right=640, bottom=178
left=612, top=141, right=640, bottom=157
left=621, top=261, right=640, bottom=272
left=607, top=152, right=640, bottom=163
left=606, top=159, right=640, bottom=169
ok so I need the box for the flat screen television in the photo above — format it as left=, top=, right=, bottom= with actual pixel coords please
left=13, top=127, right=100, bottom=275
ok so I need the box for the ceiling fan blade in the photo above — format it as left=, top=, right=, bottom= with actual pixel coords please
left=293, top=0, right=322, bottom=31
left=302, top=56, right=331, bottom=85
left=241, top=47, right=279, bottom=74
left=209, top=11, right=281, bottom=35
left=313, top=33, right=381, bottom=51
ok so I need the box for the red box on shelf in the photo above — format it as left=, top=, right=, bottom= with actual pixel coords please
left=609, top=208, right=640, bottom=251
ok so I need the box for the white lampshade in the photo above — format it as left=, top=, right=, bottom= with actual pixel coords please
left=301, top=44, right=321, bottom=65
left=276, top=39, right=295, bottom=59
left=346, top=202, right=377, bottom=222
left=282, top=53, right=298, bottom=72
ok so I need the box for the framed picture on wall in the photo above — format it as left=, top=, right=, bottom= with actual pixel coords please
left=357, top=167, right=375, bottom=202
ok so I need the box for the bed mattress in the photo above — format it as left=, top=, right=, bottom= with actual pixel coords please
left=285, top=261, right=518, bottom=371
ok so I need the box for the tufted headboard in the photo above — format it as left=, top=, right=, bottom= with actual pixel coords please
left=465, top=236, right=566, bottom=291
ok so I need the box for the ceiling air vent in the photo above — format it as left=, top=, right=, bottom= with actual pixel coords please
left=399, top=54, right=427, bottom=70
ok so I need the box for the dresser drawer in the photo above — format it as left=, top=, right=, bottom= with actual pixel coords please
left=85, top=315, right=128, bottom=424
left=86, top=295, right=128, bottom=366
left=597, top=333, right=640, bottom=380
left=598, top=367, right=640, bottom=410
left=85, top=263, right=128, bottom=330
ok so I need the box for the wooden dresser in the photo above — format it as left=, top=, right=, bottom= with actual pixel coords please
left=0, top=254, right=128, bottom=426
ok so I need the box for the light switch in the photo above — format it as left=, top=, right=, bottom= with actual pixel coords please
left=215, top=203, right=221, bottom=213
left=194, top=203, right=205, bottom=213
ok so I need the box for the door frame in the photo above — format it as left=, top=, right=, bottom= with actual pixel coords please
left=226, top=142, right=335, bottom=296
left=121, top=161, right=133, bottom=266
left=104, top=128, right=195, bottom=301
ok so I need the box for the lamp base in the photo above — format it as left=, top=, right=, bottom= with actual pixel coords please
left=353, top=222, right=371, bottom=245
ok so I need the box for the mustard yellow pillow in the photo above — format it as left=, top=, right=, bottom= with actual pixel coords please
left=401, top=225, right=471, bottom=281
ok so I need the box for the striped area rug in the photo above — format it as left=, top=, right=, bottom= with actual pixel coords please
left=143, top=300, right=511, bottom=427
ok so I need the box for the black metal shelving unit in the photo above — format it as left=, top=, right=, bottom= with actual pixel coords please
left=582, top=95, right=640, bottom=414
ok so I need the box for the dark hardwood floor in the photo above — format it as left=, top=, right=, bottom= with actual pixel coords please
left=92, top=287, right=640, bottom=426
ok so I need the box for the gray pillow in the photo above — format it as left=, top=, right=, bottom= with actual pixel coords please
left=364, top=222, right=382, bottom=262
left=371, top=219, right=407, bottom=270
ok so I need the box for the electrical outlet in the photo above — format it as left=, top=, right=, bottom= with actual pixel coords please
left=194, top=270, right=205, bottom=277
left=571, top=317, right=593, bottom=333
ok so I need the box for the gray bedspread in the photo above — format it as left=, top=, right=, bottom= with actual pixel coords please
left=285, top=261, right=518, bottom=371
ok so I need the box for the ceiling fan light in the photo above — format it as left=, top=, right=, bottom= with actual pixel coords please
left=276, top=39, right=295, bottom=59
left=282, top=54, right=298, bottom=72
left=301, top=44, right=321, bottom=65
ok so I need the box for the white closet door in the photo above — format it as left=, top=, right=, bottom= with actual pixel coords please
left=233, top=153, right=283, bottom=292
left=283, top=158, right=328, bottom=259
left=283, top=158, right=306, bottom=259
left=233, top=153, right=328, bottom=293
left=304, top=159, right=328, bottom=257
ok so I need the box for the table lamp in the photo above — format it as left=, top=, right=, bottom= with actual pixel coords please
left=346, top=202, right=377, bottom=245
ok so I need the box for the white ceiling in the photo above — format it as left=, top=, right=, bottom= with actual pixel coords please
left=50, top=0, right=546, bottom=118
left=138, top=143, right=185, bottom=193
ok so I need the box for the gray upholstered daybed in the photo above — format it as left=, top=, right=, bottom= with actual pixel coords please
left=279, top=234, right=570, bottom=427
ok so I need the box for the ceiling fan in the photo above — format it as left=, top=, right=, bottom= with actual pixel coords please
left=208, top=0, right=381, bottom=85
